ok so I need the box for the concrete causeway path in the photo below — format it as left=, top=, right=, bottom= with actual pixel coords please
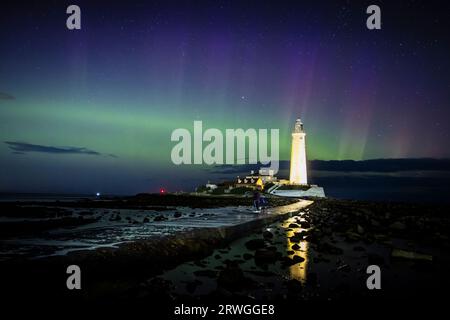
left=199, top=199, right=314, bottom=242
left=154, top=199, right=314, bottom=229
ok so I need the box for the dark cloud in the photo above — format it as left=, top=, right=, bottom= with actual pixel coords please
left=208, top=158, right=450, bottom=175
left=208, top=161, right=289, bottom=175
left=4, top=141, right=117, bottom=158
left=0, top=92, right=15, bottom=100
left=309, top=158, right=450, bottom=172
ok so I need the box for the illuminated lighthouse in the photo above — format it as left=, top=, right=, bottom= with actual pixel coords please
left=289, top=118, right=308, bottom=185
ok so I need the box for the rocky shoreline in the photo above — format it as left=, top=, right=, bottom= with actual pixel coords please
left=1, top=197, right=449, bottom=307
left=129, top=198, right=450, bottom=304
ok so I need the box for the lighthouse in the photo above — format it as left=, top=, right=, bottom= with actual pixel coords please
left=289, top=118, right=308, bottom=185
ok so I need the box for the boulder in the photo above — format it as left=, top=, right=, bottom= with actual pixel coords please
left=174, top=212, right=182, bottom=218
left=281, top=255, right=305, bottom=266
left=254, top=247, right=281, bottom=264
left=389, top=221, right=406, bottom=231
left=299, top=221, right=311, bottom=229
left=245, top=239, right=266, bottom=250
left=262, top=230, right=274, bottom=240
left=357, top=225, right=365, bottom=234
left=391, top=248, right=432, bottom=261
left=337, top=264, right=351, bottom=272
left=292, top=255, right=305, bottom=263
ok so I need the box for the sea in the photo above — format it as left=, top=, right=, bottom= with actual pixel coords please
left=1, top=174, right=449, bottom=204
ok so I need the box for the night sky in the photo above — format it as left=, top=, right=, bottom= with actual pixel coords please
left=1, top=0, right=449, bottom=194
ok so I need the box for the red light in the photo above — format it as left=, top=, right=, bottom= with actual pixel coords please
left=160, top=188, right=166, bottom=194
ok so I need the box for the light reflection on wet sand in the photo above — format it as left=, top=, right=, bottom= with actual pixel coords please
left=282, top=215, right=309, bottom=283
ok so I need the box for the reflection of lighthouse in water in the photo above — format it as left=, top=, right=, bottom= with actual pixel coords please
left=289, top=118, right=308, bottom=185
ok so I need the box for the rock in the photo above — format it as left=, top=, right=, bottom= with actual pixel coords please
left=290, top=230, right=308, bottom=243
left=299, top=221, right=311, bottom=229
left=254, top=247, right=281, bottom=264
left=291, top=243, right=301, bottom=251
left=280, top=257, right=296, bottom=266
left=174, top=212, right=182, bottom=218
left=337, top=264, right=351, bottom=272
left=374, top=234, right=389, bottom=242
left=286, top=250, right=295, bottom=255
left=292, top=255, right=305, bottom=263
left=214, top=254, right=222, bottom=260
left=357, top=225, right=365, bottom=234
left=389, top=221, right=406, bottom=231
left=288, top=223, right=300, bottom=228
left=391, top=248, right=432, bottom=261
left=345, top=231, right=361, bottom=242
left=281, top=255, right=304, bottom=266
left=303, top=232, right=319, bottom=244
left=143, top=217, right=150, bottom=223
left=154, top=215, right=167, bottom=221
left=263, top=230, right=274, bottom=240
left=245, top=239, right=266, bottom=250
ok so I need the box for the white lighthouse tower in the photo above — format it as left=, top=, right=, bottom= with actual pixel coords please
left=289, top=118, right=308, bottom=185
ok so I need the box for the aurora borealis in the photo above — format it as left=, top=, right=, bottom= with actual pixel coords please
left=1, top=1, right=449, bottom=194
